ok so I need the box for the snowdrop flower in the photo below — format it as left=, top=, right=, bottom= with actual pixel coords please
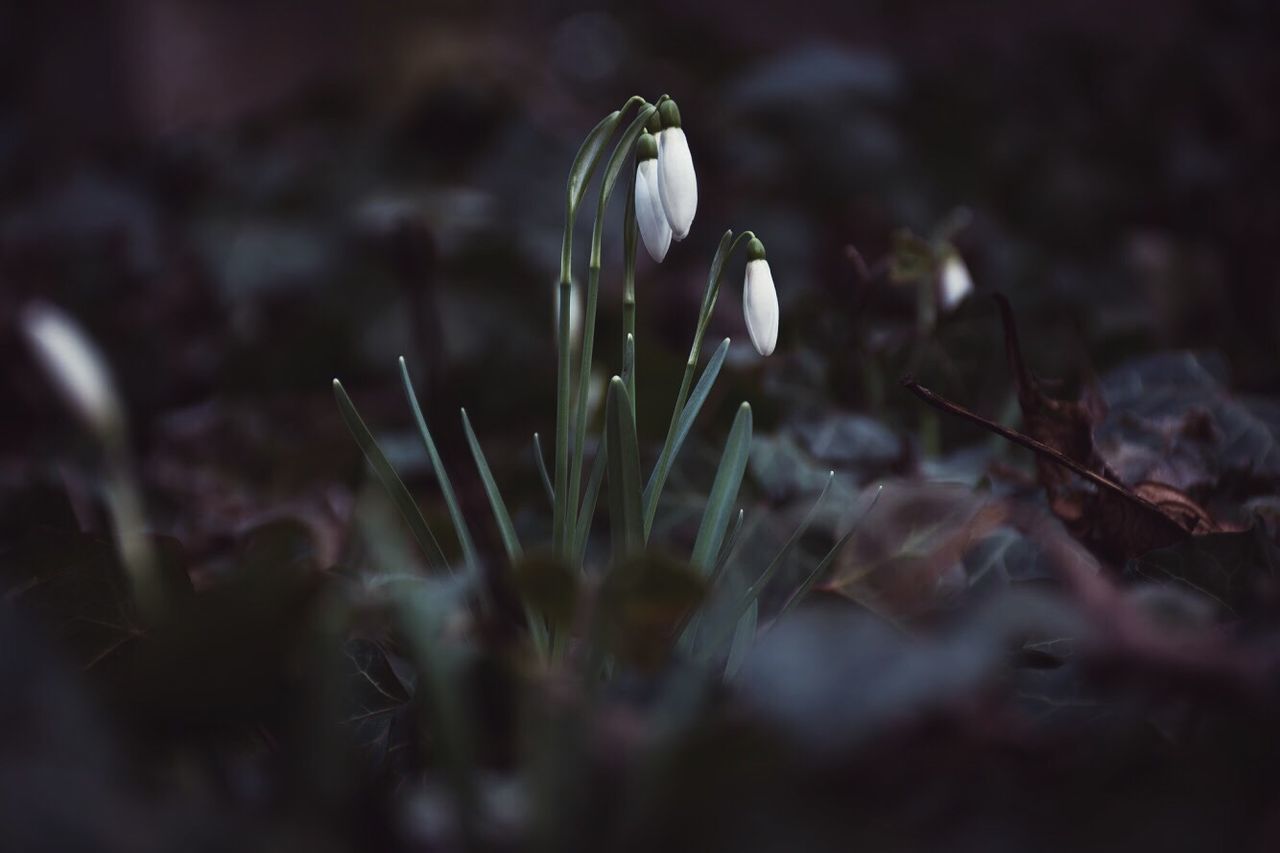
left=743, top=238, right=778, bottom=356
left=22, top=302, right=125, bottom=439
left=634, top=130, right=671, bottom=262
left=938, top=251, right=973, bottom=311
left=655, top=99, right=697, bottom=241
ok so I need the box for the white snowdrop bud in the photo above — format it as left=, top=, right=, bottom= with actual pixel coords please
left=634, top=130, right=671, bottom=262
left=655, top=100, right=697, bottom=241
left=939, top=252, right=974, bottom=311
left=21, top=302, right=125, bottom=439
left=742, top=238, right=778, bottom=356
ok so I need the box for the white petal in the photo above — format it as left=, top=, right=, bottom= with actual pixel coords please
left=634, top=160, right=671, bottom=262
left=743, top=259, right=778, bottom=356
left=657, top=127, right=697, bottom=240
left=21, top=302, right=124, bottom=435
left=939, top=255, right=973, bottom=310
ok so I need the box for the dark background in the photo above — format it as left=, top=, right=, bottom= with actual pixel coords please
left=3, top=3, right=1280, bottom=849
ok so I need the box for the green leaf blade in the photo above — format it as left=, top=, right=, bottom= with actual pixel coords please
left=460, top=409, right=523, bottom=563
left=605, top=377, right=644, bottom=562
left=333, top=379, right=447, bottom=571
left=690, top=402, right=753, bottom=575
left=398, top=358, right=478, bottom=573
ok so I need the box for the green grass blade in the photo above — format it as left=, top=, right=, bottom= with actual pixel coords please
left=398, top=358, right=478, bottom=573
left=605, top=377, right=644, bottom=562
left=713, top=507, right=746, bottom=577
left=332, top=379, right=447, bottom=571
left=724, top=599, right=757, bottom=677
left=573, top=445, right=607, bottom=567
left=690, top=402, right=753, bottom=574
left=701, top=472, right=837, bottom=659
left=642, top=337, right=730, bottom=511
left=533, top=432, right=554, bottom=507
left=460, top=408, right=523, bottom=562
left=778, top=484, right=884, bottom=618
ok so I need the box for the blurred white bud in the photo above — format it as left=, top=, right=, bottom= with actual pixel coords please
left=655, top=100, right=697, bottom=240
left=939, top=253, right=974, bottom=311
left=22, top=302, right=125, bottom=439
left=743, top=239, right=778, bottom=357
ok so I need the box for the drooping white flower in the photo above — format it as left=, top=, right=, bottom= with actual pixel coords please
left=939, top=252, right=973, bottom=311
left=21, top=302, right=125, bottom=437
left=742, top=238, right=778, bottom=356
left=655, top=99, right=697, bottom=241
left=634, top=130, right=671, bottom=262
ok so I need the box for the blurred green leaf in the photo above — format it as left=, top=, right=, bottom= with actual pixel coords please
left=333, top=379, right=447, bottom=571
left=512, top=553, right=580, bottom=631
left=598, top=552, right=708, bottom=671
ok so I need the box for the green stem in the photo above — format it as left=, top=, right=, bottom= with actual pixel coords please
left=642, top=229, right=755, bottom=539
left=554, top=110, right=622, bottom=558
left=567, top=99, right=656, bottom=557
left=622, top=151, right=639, bottom=409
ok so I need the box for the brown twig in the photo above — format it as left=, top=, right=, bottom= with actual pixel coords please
left=899, top=376, right=1172, bottom=519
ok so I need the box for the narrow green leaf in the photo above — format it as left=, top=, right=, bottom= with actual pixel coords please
left=701, top=472, right=837, bottom=660
left=713, top=508, right=746, bottom=577
left=605, top=377, right=644, bottom=562
left=642, top=337, right=730, bottom=510
left=724, top=599, right=757, bottom=677
left=533, top=432, right=554, bottom=507
left=779, top=484, right=884, bottom=618
left=399, top=358, right=478, bottom=573
left=460, top=409, right=523, bottom=562
left=573, top=446, right=607, bottom=567
left=690, top=403, right=753, bottom=574
left=332, top=379, right=447, bottom=571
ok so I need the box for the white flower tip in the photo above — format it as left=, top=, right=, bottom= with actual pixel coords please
left=22, top=302, right=124, bottom=436
left=743, top=258, right=779, bottom=357
left=657, top=126, right=697, bottom=240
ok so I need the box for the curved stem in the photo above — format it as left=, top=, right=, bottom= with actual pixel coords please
left=642, top=230, right=756, bottom=538
left=566, top=100, right=656, bottom=556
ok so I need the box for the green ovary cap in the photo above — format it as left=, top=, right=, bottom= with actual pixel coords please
left=637, top=130, right=658, bottom=161
left=658, top=99, right=682, bottom=129
left=646, top=109, right=662, bottom=134
left=746, top=237, right=767, bottom=261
